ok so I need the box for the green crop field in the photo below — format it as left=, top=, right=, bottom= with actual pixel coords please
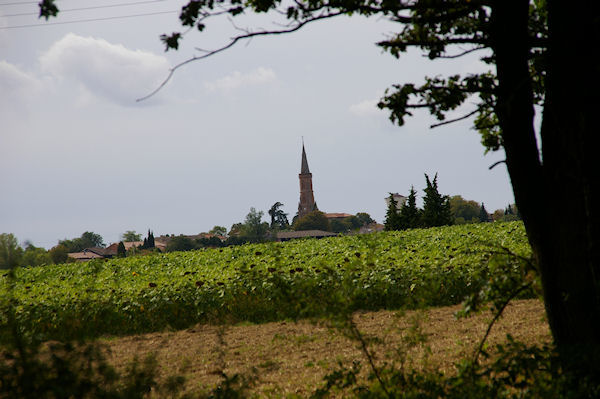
left=0, top=222, right=531, bottom=343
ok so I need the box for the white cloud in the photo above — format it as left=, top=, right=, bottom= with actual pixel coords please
left=0, top=61, right=43, bottom=109
left=39, top=33, right=170, bottom=106
left=349, top=96, right=384, bottom=117
left=204, top=67, right=276, bottom=92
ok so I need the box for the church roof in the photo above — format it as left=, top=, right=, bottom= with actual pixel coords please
left=300, top=144, right=310, bottom=174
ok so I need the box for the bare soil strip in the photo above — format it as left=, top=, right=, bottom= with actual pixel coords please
left=103, top=299, right=549, bottom=397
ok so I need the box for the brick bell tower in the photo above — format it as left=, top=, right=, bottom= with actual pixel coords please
left=298, top=141, right=317, bottom=218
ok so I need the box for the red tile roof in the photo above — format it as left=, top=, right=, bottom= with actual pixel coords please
left=324, top=213, right=353, bottom=219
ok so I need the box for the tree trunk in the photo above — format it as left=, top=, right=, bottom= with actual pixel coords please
left=493, top=0, right=600, bottom=379
left=537, top=0, right=600, bottom=370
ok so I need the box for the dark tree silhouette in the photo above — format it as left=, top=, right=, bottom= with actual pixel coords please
left=422, top=174, right=453, bottom=228
left=384, top=193, right=402, bottom=231
left=268, top=202, right=289, bottom=229
left=399, top=186, right=421, bottom=229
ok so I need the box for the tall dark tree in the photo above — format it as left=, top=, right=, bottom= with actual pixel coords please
left=384, top=193, right=402, bottom=231
left=478, top=203, right=489, bottom=222
left=148, top=230, right=155, bottom=248
left=268, top=202, right=289, bottom=230
left=399, top=186, right=421, bottom=229
left=421, top=174, right=453, bottom=228
left=117, top=241, right=127, bottom=258
left=41, top=0, right=600, bottom=382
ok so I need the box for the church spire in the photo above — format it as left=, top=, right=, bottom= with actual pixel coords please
left=298, top=140, right=316, bottom=218
left=300, top=142, right=310, bottom=174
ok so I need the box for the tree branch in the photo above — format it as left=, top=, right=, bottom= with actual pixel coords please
left=434, top=46, right=487, bottom=59
left=429, top=108, right=479, bottom=128
left=488, top=159, right=506, bottom=170
left=136, top=11, right=344, bottom=101
left=378, top=37, right=488, bottom=48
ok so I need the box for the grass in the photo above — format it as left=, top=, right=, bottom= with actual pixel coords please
left=98, top=299, right=549, bottom=397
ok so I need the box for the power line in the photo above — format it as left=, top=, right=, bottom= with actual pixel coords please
left=0, top=1, right=39, bottom=5
left=1, top=0, right=166, bottom=17
left=0, top=9, right=177, bottom=29
left=0, top=0, right=115, bottom=5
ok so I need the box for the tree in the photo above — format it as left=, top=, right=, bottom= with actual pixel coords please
left=121, top=231, right=142, bottom=242
left=449, top=195, right=480, bottom=224
left=0, top=233, right=23, bottom=269
left=293, top=210, right=330, bottom=231
left=228, top=223, right=245, bottom=237
left=268, top=202, right=289, bottom=230
left=330, top=218, right=351, bottom=233
left=41, top=0, right=600, bottom=382
left=165, top=236, right=197, bottom=252
left=492, top=209, right=505, bottom=222
left=421, top=174, right=453, bottom=228
left=48, top=244, right=69, bottom=264
left=478, top=203, right=490, bottom=222
left=355, top=212, right=375, bottom=226
left=241, top=207, right=269, bottom=242
left=59, top=232, right=105, bottom=252
left=399, top=186, right=421, bottom=229
left=330, top=216, right=362, bottom=233
left=80, top=231, right=105, bottom=248
left=21, top=243, right=52, bottom=267
left=384, top=193, right=402, bottom=231
left=208, top=226, right=227, bottom=236
left=117, top=241, right=127, bottom=258
left=147, top=230, right=155, bottom=248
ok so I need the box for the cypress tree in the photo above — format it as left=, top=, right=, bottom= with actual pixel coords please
left=399, top=186, right=421, bottom=229
left=148, top=230, right=155, bottom=248
left=422, top=173, right=453, bottom=227
left=479, top=203, right=489, bottom=222
left=384, top=193, right=402, bottom=231
left=117, top=241, right=126, bottom=258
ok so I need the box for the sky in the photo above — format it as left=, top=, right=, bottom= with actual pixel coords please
left=1, top=0, right=516, bottom=249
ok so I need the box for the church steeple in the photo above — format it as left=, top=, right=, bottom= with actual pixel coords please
left=298, top=141, right=317, bottom=218
left=301, top=144, right=310, bottom=174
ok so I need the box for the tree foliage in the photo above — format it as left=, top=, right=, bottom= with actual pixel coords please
left=422, top=173, right=453, bottom=228
left=165, top=236, right=196, bottom=252
left=0, top=234, right=23, bottom=270
left=117, top=242, right=127, bottom=258
left=330, top=215, right=363, bottom=233
left=268, top=202, right=289, bottom=230
left=449, top=195, right=480, bottom=224
left=241, top=208, right=269, bottom=242
left=355, top=212, right=375, bottom=226
left=384, top=193, right=402, bottom=231
left=293, top=210, right=331, bottom=231
left=121, top=231, right=142, bottom=242
left=479, top=202, right=490, bottom=222
left=208, top=225, right=227, bottom=236
left=48, top=244, right=69, bottom=264
left=21, top=243, right=52, bottom=267
left=59, top=232, right=105, bottom=252
left=399, top=186, right=421, bottom=229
